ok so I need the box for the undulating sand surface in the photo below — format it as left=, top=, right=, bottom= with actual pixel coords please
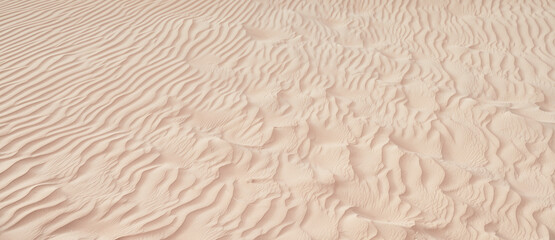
left=1, top=0, right=555, bottom=239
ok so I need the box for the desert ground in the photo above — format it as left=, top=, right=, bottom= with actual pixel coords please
left=1, top=0, right=555, bottom=239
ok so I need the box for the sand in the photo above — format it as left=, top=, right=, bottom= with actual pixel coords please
left=1, top=0, right=555, bottom=239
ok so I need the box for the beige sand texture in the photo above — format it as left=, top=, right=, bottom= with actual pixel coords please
left=1, top=0, right=555, bottom=239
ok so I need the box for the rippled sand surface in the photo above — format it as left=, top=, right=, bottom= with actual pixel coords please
left=1, top=0, right=555, bottom=239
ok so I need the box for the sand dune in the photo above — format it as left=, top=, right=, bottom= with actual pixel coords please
left=1, top=0, right=555, bottom=239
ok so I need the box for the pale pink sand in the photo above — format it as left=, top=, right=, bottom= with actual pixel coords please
left=1, top=0, right=555, bottom=239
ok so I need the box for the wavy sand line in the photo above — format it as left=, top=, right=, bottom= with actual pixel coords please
left=1, top=0, right=555, bottom=239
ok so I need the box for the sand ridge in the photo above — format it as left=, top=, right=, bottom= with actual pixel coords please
left=1, top=0, right=555, bottom=239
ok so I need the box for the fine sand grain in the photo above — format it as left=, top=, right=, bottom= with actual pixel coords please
left=1, top=0, right=555, bottom=239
